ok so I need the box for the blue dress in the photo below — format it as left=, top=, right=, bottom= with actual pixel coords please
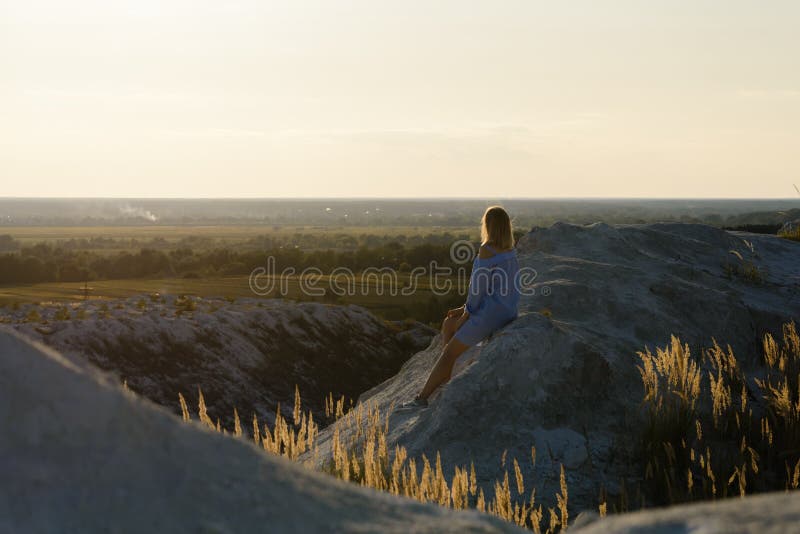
left=454, top=245, right=520, bottom=346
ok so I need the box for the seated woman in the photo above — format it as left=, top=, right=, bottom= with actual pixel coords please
left=404, top=205, right=520, bottom=408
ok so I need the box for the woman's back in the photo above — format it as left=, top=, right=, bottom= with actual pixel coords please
left=465, top=243, right=520, bottom=319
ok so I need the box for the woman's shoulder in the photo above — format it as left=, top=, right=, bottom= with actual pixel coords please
left=478, top=244, right=495, bottom=260
left=478, top=243, right=513, bottom=260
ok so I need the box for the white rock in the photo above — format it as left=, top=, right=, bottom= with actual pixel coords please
left=0, top=327, right=521, bottom=533
left=573, top=490, right=800, bottom=534
left=3, top=298, right=434, bottom=427
left=307, top=222, right=800, bottom=514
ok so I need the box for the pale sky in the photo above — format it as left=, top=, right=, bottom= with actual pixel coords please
left=1, top=1, right=799, bottom=198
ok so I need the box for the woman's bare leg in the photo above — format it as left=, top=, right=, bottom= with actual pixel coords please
left=441, top=314, right=460, bottom=345
left=418, top=337, right=470, bottom=400
left=442, top=310, right=470, bottom=345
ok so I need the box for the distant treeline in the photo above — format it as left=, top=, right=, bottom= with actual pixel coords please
left=3, top=198, right=799, bottom=228
left=0, top=231, right=476, bottom=253
left=0, top=241, right=473, bottom=284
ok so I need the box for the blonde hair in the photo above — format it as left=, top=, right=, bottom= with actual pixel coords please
left=480, top=206, right=514, bottom=250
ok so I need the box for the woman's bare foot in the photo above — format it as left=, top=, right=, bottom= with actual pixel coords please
left=398, top=396, right=428, bottom=410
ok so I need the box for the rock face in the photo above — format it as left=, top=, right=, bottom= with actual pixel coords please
left=307, top=223, right=800, bottom=513
left=4, top=298, right=434, bottom=427
left=572, top=490, right=800, bottom=533
left=3, top=222, right=800, bottom=533
left=0, top=327, right=520, bottom=533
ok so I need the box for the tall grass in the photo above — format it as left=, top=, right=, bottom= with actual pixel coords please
left=778, top=226, right=800, bottom=243
left=173, top=321, right=800, bottom=530
left=179, top=385, right=567, bottom=532
left=638, top=322, right=800, bottom=505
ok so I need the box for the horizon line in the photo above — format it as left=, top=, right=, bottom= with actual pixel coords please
left=1, top=196, right=800, bottom=202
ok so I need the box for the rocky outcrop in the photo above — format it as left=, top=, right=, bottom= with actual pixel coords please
left=0, top=327, right=519, bottom=533
left=3, top=298, right=434, bottom=426
left=4, top=222, right=800, bottom=532
left=306, top=223, right=800, bottom=513
left=572, top=490, right=800, bottom=533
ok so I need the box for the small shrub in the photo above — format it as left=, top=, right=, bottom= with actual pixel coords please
left=175, top=295, right=197, bottom=315
left=723, top=260, right=764, bottom=284
left=24, top=309, right=42, bottom=323
left=54, top=306, right=71, bottom=321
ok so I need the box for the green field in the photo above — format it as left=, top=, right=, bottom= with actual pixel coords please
left=0, top=224, right=476, bottom=322
left=0, top=273, right=468, bottom=322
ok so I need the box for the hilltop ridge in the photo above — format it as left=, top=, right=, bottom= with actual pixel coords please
left=307, top=222, right=800, bottom=512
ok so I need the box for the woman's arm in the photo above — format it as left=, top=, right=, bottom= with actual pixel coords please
left=465, top=247, right=492, bottom=314
left=465, top=280, right=483, bottom=314
left=447, top=304, right=466, bottom=318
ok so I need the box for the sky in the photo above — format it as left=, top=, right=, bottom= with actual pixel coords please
left=1, top=1, right=799, bottom=198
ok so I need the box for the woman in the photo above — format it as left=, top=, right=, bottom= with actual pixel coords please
left=404, top=206, right=520, bottom=408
